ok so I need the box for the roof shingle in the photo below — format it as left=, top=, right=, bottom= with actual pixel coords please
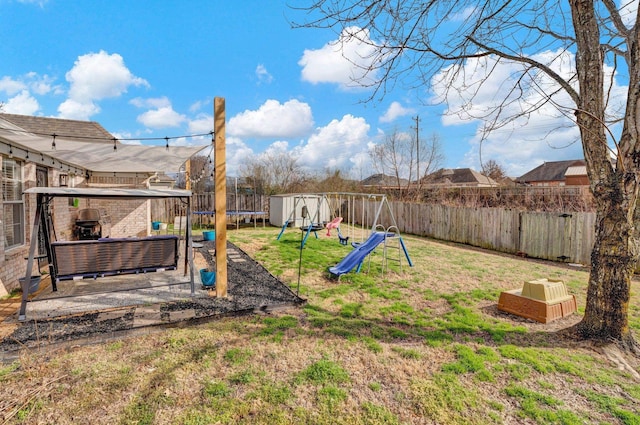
left=0, top=113, right=114, bottom=142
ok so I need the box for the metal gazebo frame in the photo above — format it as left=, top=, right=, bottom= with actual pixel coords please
left=19, top=187, right=195, bottom=321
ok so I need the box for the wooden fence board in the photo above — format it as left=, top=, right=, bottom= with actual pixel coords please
left=355, top=200, right=595, bottom=266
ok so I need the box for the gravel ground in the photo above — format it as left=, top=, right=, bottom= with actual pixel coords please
left=0, top=241, right=305, bottom=354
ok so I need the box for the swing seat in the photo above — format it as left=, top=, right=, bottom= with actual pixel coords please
left=325, top=217, right=343, bottom=236
left=50, top=235, right=179, bottom=283
left=300, top=224, right=324, bottom=232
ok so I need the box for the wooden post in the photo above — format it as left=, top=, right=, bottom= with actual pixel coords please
left=185, top=159, right=191, bottom=191
left=214, top=97, right=227, bottom=297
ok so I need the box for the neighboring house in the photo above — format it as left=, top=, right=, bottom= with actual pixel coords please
left=360, top=173, right=410, bottom=189
left=564, top=164, right=590, bottom=186
left=148, top=172, right=176, bottom=189
left=516, top=159, right=588, bottom=187
left=422, top=168, right=498, bottom=187
left=0, top=113, right=205, bottom=294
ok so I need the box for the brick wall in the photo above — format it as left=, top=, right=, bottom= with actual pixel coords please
left=87, top=175, right=150, bottom=237
left=90, top=198, right=149, bottom=237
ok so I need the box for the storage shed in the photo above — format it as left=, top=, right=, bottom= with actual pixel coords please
left=269, top=194, right=330, bottom=228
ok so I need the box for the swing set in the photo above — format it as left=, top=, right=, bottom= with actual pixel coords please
left=276, top=192, right=413, bottom=274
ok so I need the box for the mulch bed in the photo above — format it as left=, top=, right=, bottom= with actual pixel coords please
left=0, top=241, right=305, bottom=355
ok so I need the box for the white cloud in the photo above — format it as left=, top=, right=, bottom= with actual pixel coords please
left=4, top=90, right=40, bottom=115
left=0, top=73, right=53, bottom=99
left=299, top=26, right=380, bottom=89
left=294, top=114, right=371, bottom=170
left=58, top=50, right=148, bottom=120
left=620, top=0, right=638, bottom=28
left=228, top=99, right=314, bottom=138
left=379, top=101, right=415, bottom=123
left=27, top=73, right=55, bottom=95
left=189, top=99, right=209, bottom=114
left=137, top=105, right=186, bottom=129
left=187, top=114, right=213, bottom=134
left=431, top=49, right=603, bottom=175
left=255, top=64, right=273, bottom=84
left=130, top=96, right=171, bottom=109
left=226, top=136, right=255, bottom=177
left=449, top=6, right=477, bottom=22
left=57, top=99, right=100, bottom=121
left=0, top=76, right=27, bottom=96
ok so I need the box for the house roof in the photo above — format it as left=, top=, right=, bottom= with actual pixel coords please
left=361, top=173, right=409, bottom=187
left=0, top=115, right=208, bottom=174
left=564, top=165, right=587, bottom=177
left=516, top=160, right=586, bottom=183
left=0, top=113, right=114, bottom=142
left=424, top=168, right=497, bottom=186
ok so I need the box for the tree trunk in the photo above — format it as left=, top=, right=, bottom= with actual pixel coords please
left=570, top=0, right=639, bottom=350
left=578, top=201, right=637, bottom=350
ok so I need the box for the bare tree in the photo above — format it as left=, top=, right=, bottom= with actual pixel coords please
left=416, top=133, right=445, bottom=186
left=370, top=129, right=414, bottom=189
left=294, top=1, right=640, bottom=350
left=482, top=159, right=507, bottom=183
left=239, top=150, right=306, bottom=194
left=315, top=168, right=360, bottom=192
left=175, top=155, right=213, bottom=192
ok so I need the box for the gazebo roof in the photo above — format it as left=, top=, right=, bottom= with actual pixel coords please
left=24, top=186, right=192, bottom=199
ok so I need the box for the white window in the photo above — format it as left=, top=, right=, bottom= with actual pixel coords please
left=2, top=158, right=24, bottom=249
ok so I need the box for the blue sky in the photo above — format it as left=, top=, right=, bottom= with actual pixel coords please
left=0, top=0, right=632, bottom=179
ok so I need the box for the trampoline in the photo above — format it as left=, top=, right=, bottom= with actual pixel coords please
left=193, top=210, right=267, bottom=229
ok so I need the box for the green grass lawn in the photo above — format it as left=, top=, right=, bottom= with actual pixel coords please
left=1, top=226, right=639, bottom=424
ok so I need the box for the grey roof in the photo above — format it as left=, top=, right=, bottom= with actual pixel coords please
left=424, top=168, right=497, bottom=186
left=361, top=173, right=409, bottom=186
left=0, top=113, right=114, bottom=142
left=516, top=160, right=586, bottom=183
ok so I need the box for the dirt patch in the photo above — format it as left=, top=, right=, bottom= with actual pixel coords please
left=0, top=241, right=305, bottom=354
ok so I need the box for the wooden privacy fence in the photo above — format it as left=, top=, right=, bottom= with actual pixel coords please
left=352, top=200, right=596, bottom=265
left=154, top=193, right=597, bottom=266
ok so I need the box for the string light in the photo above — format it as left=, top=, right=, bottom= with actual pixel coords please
left=0, top=125, right=214, bottom=144
left=51, top=134, right=56, bottom=150
left=8, top=145, right=13, bottom=158
left=165, top=136, right=170, bottom=150
left=112, top=137, right=118, bottom=151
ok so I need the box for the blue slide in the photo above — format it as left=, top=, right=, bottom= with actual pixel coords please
left=329, top=232, right=389, bottom=277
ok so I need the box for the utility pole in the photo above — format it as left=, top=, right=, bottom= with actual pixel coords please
left=415, top=115, right=420, bottom=182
